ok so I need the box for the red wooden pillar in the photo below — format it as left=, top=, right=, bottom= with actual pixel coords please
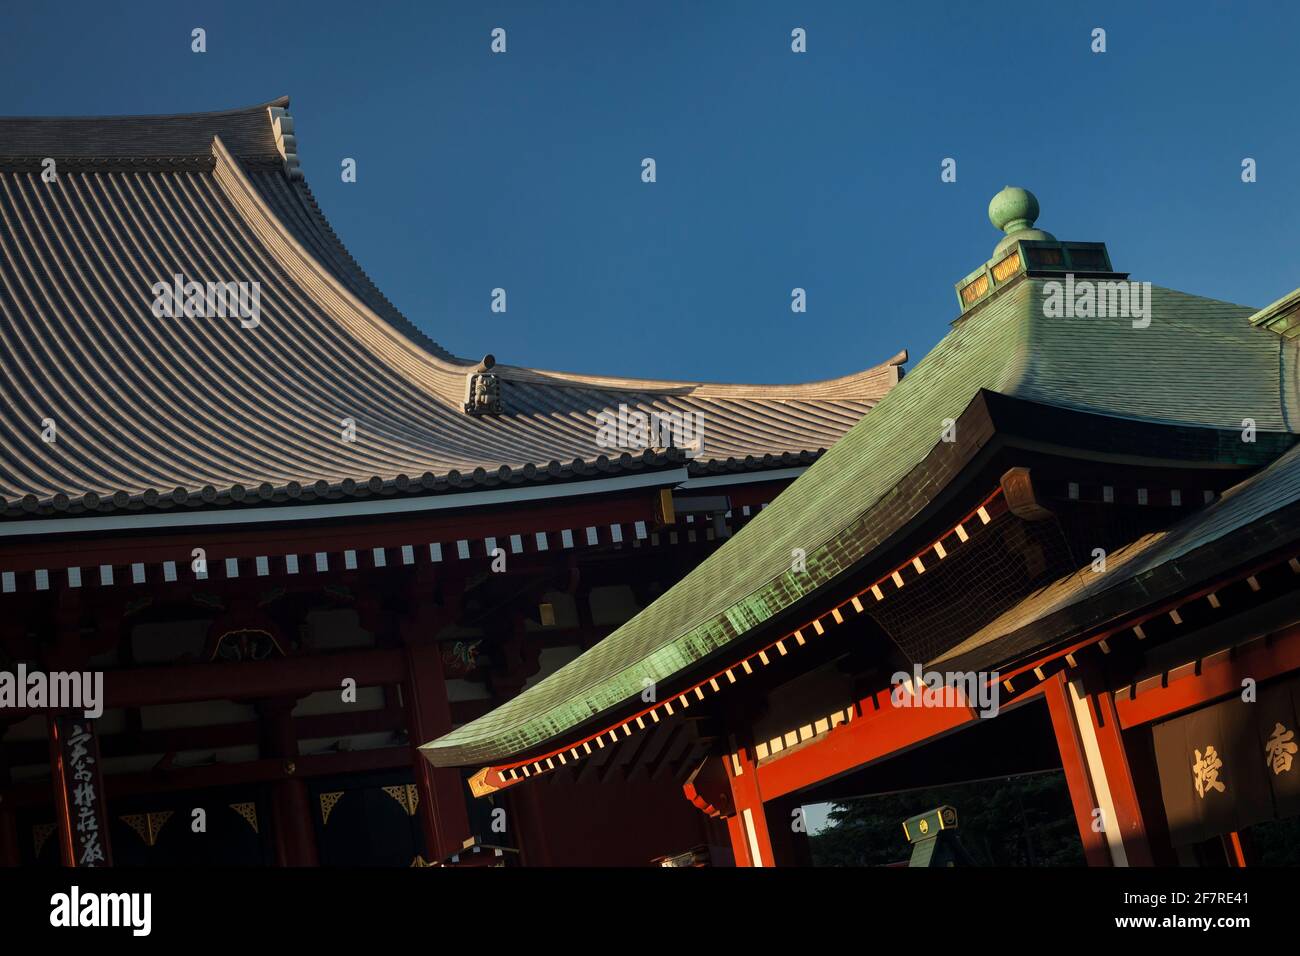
left=1043, top=674, right=1109, bottom=865
left=403, top=636, right=471, bottom=863
left=271, top=778, right=318, bottom=867
left=722, top=738, right=776, bottom=867
left=359, top=575, right=471, bottom=863
left=1223, top=832, right=1248, bottom=867
left=1043, top=672, right=1151, bottom=866
left=1086, top=687, right=1153, bottom=866
left=258, top=699, right=319, bottom=867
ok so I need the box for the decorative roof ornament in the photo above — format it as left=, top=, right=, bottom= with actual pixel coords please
left=464, top=355, right=503, bottom=416
left=266, top=105, right=303, bottom=180
left=1248, top=286, right=1300, bottom=339
left=955, top=186, right=1116, bottom=315
left=988, top=186, right=1055, bottom=257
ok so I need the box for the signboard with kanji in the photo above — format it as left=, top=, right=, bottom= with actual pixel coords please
left=50, top=716, right=113, bottom=867
left=1153, top=675, right=1300, bottom=847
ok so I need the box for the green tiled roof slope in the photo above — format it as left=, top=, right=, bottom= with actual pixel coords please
left=424, top=278, right=1296, bottom=766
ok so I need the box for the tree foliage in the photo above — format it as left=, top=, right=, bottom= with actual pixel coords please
left=809, top=771, right=1086, bottom=867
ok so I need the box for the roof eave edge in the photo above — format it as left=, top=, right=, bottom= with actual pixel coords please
left=0, top=467, right=692, bottom=539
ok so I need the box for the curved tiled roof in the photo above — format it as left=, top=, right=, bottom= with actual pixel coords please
left=424, top=272, right=1300, bottom=767
left=0, top=99, right=904, bottom=521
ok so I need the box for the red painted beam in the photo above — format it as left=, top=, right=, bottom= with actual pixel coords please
left=4, top=706, right=411, bottom=767
left=101, top=649, right=406, bottom=708
left=724, top=480, right=792, bottom=512
left=1114, top=622, right=1300, bottom=728
left=3, top=747, right=412, bottom=809
left=754, top=690, right=977, bottom=802
left=113, top=747, right=412, bottom=796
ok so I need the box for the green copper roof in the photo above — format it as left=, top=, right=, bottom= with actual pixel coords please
left=424, top=274, right=1298, bottom=768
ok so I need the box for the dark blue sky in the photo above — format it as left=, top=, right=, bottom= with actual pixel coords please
left=4, top=1, right=1298, bottom=383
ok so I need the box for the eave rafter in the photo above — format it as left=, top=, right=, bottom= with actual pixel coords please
left=991, top=546, right=1300, bottom=709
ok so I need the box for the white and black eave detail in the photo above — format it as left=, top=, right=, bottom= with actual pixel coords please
left=0, top=507, right=771, bottom=596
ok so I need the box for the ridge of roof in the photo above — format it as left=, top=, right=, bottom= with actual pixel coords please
left=0, top=98, right=288, bottom=158
left=0, top=96, right=290, bottom=123
left=500, top=350, right=908, bottom=401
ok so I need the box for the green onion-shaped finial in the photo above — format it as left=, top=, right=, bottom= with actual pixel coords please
left=988, top=186, right=1054, bottom=255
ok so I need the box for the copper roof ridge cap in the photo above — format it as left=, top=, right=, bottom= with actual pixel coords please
left=0, top=96, right=291, bottom=123
left=496, top=349, right=907, bottom=398
left=208, top=136, right=475, bottom=396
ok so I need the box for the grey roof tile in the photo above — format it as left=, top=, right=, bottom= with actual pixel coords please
left=0, top=100, right=903, bottom=520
